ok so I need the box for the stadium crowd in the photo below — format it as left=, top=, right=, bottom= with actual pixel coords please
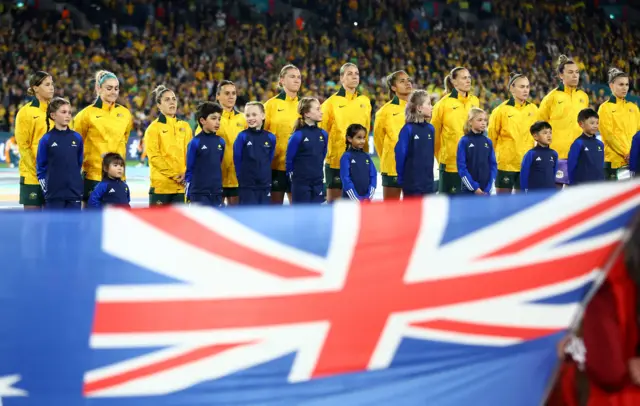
left=0, top=0, right=639, bottom=133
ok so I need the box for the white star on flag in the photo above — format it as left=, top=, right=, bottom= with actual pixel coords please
left=0, top=374, right=28, bottom=397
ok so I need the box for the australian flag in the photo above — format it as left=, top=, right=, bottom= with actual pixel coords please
left=0, top=181, right=639, bottom=406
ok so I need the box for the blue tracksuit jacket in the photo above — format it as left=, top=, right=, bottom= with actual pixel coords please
left=88, top=178, right=131, bottom=208
left=36, top=128, right=84, bottom=201
left=456, top=131, right=497, bottom=194
left=567, top=134, right=605, bottom=185
left=520, top=145, right=559, bottom=191
left=185, top=131, right=225, bottom=198
left=340, top=148, right=377, bottom=201
left=394, top=121, right=435, bottom=195
left=233, top=128, right=276, bottom=189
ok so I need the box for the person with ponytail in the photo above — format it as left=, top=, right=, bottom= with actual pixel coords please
left=71, top=70, right=133, bottom=204
left=538, top=55, right=589, bottom=187
left=431, top=67, right=481, bottom=195
left=144, top=85, right=193, bottom=205
left=264, top=64, right=301, bottom=204
left=321, top=63, right=372, bottom=203
left=598, top=68, right=640, bottom=181
left=194, top=80, right=247, bottom=205
left=487, top=72, right=539, bottom=194
left=285, top=97, right=328, bottom=204
left=14, top=71, right=54, bottom=209
left=373, top=70, right=413, bottom=201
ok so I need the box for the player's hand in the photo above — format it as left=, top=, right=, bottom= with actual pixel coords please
left=625, top=154, right=630, bottom=163
left=474, top=188, right=484, bottom=195
left=174, top=173, right=185, bottom=184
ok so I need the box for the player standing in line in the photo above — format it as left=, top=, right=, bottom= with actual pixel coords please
left=394, top=90, right=436, bottom=197
left=341, top=124, right=377, bottom=202
left=36, top=97, right=83, bottom=210
left=264, top=65, right=301, bottom=205
left=144, top=85, right=193, bottom=205
left=520, top=121, right=558, bottom=192
left=567, top=109, right=605, bottom=186
left=373, top=70, right=413, bottom=201
left=71, top=70, right=133, bottom=206
left=185, top=102, right=225, bottom=207
left=195, top=80, right=247, bottom=205
left=538, top=55, right=589, bottom=187
left=88, top=153, right=131, bottom=208
left=598, top=68, right=640, bottom=181
left=321, top=63, right=372, bottom=203
left=488, top=72, right=539, bottom=194
left=14, top=71, right=54, bottom=209
left=457, top=108, right=497, bottom=195
left=234, top=102, right=276, bottom=205
left=286, top=97, right=328, bottom=204
left=431, top=67, right=481, bottom=195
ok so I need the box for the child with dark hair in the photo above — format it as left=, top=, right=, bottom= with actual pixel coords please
left=88, top=153, right=130, bottom=208
left=520, top=121, right=558, bottom=192
left=185, top=102, right=225, bottom=207
left=567, top=108, right=605, bottom=186
left=36, top=97, right=83, bottom=210
left=340, top=123, right=377, bottom=201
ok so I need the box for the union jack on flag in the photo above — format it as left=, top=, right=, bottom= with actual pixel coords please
left=0, top=181, right=639, bottom=406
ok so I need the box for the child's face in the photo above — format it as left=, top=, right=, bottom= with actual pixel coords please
left=580, top=117, right=599, bottom=136
left=52, top=104, right=72, bottom=127
left=245, top=105, right=265, bottom=128
left=417, top=98, right=432, bottom=120
left=470, top=113, right=488, bottom=133
left=305, top=101, right=323, bottom=122
left=200, top=113, right=221, bottom=133
left=108, top=161, right=124, bottom=179
left=534, top=128, right=552, bottom=146
left=348, top=130, right=367, bottom=150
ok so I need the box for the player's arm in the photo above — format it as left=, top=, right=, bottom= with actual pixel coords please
left=184, top=137, right=199, bottom=185
left=268, top=133, right=277, bottom=162
left=373, top=108, right=385, bottom=158
left=340, top=152, right=361, bottom=201
left=368, top=154, right=377, bottom=200
left=598, top=105, right=629, bottom=160
left=35, top=134, right=49, bottom=192
left=567, top=139, right=582, bottom=185
left=394, top=125, right=409, bottom=186
left=519, top=151, right=533, bottom=192
left=431, top=100, right=445, bottom=162
left=487, top=106, right=501, bottom=147
left=76, top=134, right=84, bottom=168
left=456, top=138, right=479, bottom=191
left=537, top=93, right=552, bottom=122
left=322, top=129, right=328, bottom=161
left=487, top=139, right=498, bottom=194
left=233, top=133, right=245, bottom=181
left=88, top=182, right=108, bottom=208
left=145, top=124, right=178, bottom=179
left=285, top=131, right=303, bottom=179
left=14, top=109, right=36, bottom=166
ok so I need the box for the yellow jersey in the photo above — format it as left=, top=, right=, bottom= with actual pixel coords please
left=196, top=108, right=247, bottom=188
left=71, top=97, right=133, bottom=181
left=373, top=96, right=407, bottom=176
left=144, top=114, right=193, bottom=194
left=264, top=92, right=299, bottom=171
left=321, top=87, right=372, bottom=169
left=487, top=98, right=539, bottom=172
left=431, top=89, right=481, bottom=172
left=14, top=99, right=52, bottom=184
left=538, top=84, right=589, bottom=159
left=598, top=96, right=640, bottom=169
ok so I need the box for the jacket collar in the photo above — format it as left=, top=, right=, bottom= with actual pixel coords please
left=608, top=95, right=627, bottom=104
left=276, top=91, right=298, bottom=102
left=506, top=97, right=528, bottom=107
left=336, top=86, right=358, bottom=99
left=158, top=113, right=177, bottom=124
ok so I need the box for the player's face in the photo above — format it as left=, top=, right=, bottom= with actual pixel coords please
left=417, top=98, right=432, bottom=120
left=349, top=130, right=367, bottom=150
left=108, top=161, right=125, bottom=179
left=245, top=105, right=265, bottom=128
left=340, top=66, right=360, bottom=90
left=453, top=69, right=472, bottom=93
left=157, top=91, right=177, bottom=117
left=470, top=113, right=488, bottom=133
left=202, top=113, right=221, bottom=133
left=35, top=76, right=55, bottom=101
left=305, top=101, right=322, bottom=122
left=391, top=72, right=413, bottom=96
left=281, top=69, right=302, bottom=93
left=610, top=76, right=629, bottom=99
left=580, top=117, right=599, bottom=136
left=560, top=63, right=580, bottom=88
left=217, top=85, right=237, bottom=110
left=534, top=128, right=552, bottom=146
left=511, top=77, right=530, bottom=102
left=52, top=103, right=72, bottom=127
left=99, top=78, right=120, bottom=104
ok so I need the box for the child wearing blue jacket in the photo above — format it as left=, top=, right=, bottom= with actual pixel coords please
left=629, top=131, right=640, bottom=177
left=457, top=108, right=497, bottom=195
left=395, top=90, right=435, bottom=197
left=185, top=102, right=225, bottom=207
left=88, top=153, right=131, bottom=208
left=520, top=121, right=559, bottom=192
left=233, top=102, right=276, bottom=205
left=340, top=124, right=377, bottom=201
left=568, top=108, right=605, bottom=186
left=36, top=97, right=83, bottom=209
left=286, top=97, right=328, bottom=204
